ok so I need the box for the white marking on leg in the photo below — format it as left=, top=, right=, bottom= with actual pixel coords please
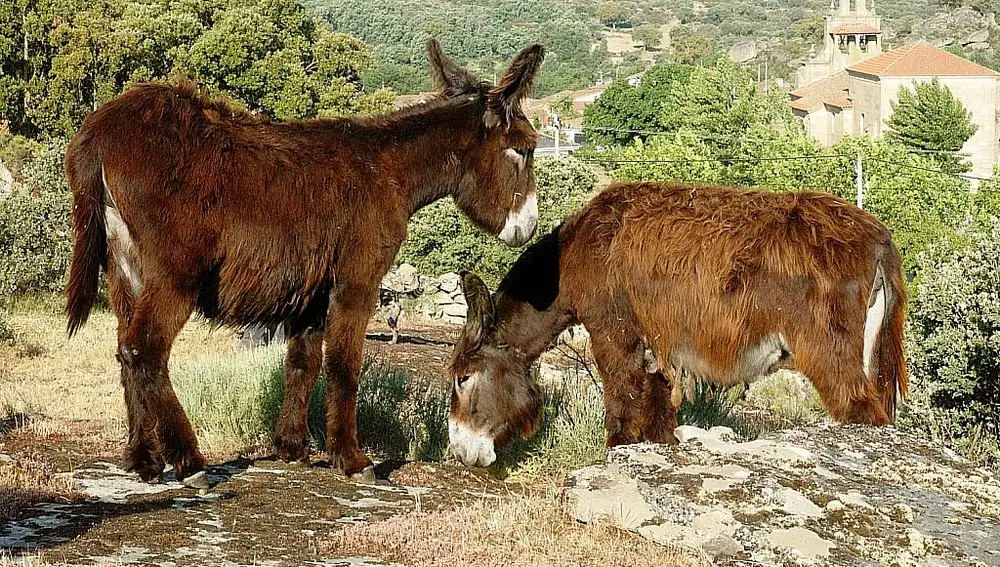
left=498, top=192, right=538, bottom=246
left=448, top=418, right=496, bottom=467
left=102, top=163, right=143, bottom=296
left=863, top=286, right=887, bottom=378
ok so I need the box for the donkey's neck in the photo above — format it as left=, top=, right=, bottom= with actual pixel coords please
left=351, top=97, right=485, bottom=214
left=493, top=227, right=575, bottom=364
left=494, top=296, right=575, bottom=365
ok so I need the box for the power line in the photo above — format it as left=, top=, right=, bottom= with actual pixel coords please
left=865, top=156, right=991, bottom=182
left=577, top=153, right=853, bottom=165
left=577, top=124, right=973, bottom=156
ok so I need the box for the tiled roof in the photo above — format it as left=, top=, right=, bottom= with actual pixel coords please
left=831, top=24, right=881, bottom=35
left=788, top=71, right=850, bottom=112
left=848, top=41, right=1000, bottom=77
left=824, top=97, right=854, bottom=108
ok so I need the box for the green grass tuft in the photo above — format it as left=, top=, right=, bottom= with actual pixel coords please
left=172, top=346, right=450, bottom=461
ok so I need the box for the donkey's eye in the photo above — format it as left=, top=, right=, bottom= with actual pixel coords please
left=456, top=375, right=471, bottom=388
left=513, top=148, right=532, bottom=158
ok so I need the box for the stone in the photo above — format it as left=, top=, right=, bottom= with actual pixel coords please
left=566, top=424, right=1000, bottom=566
left=889, top=503, right=915, bottom=524
left=564, top=464, right=656, bottom=530
left=777, top=488, right=824, bottom=518
left=766, top=527, right=835, bottom=559
left=675, top=425, right=709, bottom=443
left=440, top=302, right=467, bottom=318
left=438, top=272, right=461, bottom=294
left=708, top=426, right=735, bottom=441
left=963, top=29, right=990, bottom=44
left=0, top=160, right=12, bottom=198
left=968, top=41, right=990, bottom=51
left=728, top=41, right=758, bottom=63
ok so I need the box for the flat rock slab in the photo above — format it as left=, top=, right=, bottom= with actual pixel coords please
left=563, top=423, right=1000, bottom=566
left=4, top=457, right=498, bottom=566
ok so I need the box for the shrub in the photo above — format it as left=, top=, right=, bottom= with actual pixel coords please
left=398, top=157, right=601, bottom=286
left=0, top=140, right=72, bottom=297
left=902, top=218, right=1000, bottom=468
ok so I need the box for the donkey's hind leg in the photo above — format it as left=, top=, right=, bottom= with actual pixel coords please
left=795, top=335, right=890, bottom=426
left=275, top=327, right=323, bottom=463
left=118, top=282, right=204, bottom=483
left=108, top=264, right=164, bottom=481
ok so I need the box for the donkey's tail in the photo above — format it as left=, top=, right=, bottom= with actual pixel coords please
left=873, top=241, right=909, bottom=420
left=65, top=133, right=107, bottom=337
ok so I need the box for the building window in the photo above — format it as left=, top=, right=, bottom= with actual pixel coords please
left=860, top=113, right=866, bottom=133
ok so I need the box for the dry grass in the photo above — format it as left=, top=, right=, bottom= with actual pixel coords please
left=0, top=295, right=240, bottom=425
left=324, top=489, right=704, bottom=567
left=0, top=451, right=81, bottom=523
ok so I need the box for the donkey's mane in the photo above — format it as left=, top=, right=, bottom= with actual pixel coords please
left=497, top=225, right=562, bottom=313
left=146, top=77, right=491, bottom=132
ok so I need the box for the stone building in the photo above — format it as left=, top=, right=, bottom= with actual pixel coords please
left=794, top=0, right=884, bottom=89
left=790, top=41, right=1000, bottom=178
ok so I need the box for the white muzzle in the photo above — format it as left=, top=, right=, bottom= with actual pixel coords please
left=498, top=193, right=538, bottom=247
left=449, top=418, right=497, bottom=467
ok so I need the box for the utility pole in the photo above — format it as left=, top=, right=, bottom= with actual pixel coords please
left=855, top=151, right=864, bottom=209
left=552, top=113, right=561, bottom=157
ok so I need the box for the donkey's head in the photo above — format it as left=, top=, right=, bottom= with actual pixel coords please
left=447, top=272, right=543, bottom=467
left=427, top=39, right=544, bottom=247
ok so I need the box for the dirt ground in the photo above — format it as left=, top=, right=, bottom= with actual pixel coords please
left=0, top=315, right=544, bottom=566
left=364, top=318, right=458, bottom=381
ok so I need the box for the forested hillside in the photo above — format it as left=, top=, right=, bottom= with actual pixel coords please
left=302, top=0, right=622, bottom=96
left=302, top=0, right=973, bottom=96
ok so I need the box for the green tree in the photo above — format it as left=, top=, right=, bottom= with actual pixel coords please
left=632, top=24, right=661, bottom=50
left=595, top=1, right=633, bottom=28
left=885, top=77, right=978, bottom=173
left=671, top=32, right=713, bottom=65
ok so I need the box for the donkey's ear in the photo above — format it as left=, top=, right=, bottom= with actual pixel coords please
left=488, top=44, right=545, bottom=123
left=459, top=270, right=496, bottom=346
left=427, top=38, right=478, bottom=96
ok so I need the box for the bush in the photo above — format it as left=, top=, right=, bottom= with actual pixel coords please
left=902, top=219, right=1000, bottom=468
left=0, top=140, right=72, bottom=296
left=398, top=157, right=601, bottom=286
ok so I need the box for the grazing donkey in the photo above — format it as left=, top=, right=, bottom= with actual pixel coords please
left=447, top=181, right=908, bottom=467
left=65, top=39, right=545, bottom=484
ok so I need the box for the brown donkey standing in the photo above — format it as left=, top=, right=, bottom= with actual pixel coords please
left=65, top=40, right=545, bottom=484
left=447, top=181, right=908, bottom=467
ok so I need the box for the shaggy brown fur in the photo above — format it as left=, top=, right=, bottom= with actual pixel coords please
left=65, top=40, right=545, bottom=481
left=449, top=182, right=908, bottom=462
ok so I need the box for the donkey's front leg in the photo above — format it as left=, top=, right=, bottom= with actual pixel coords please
left=322, top=282, right=380, bottom=479
left=275, top=327, right=324, bottom=463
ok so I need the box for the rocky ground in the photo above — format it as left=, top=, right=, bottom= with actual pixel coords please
left=1, top=434, right=503, bottom=566
left=564, top=423, right=1000, bottom=567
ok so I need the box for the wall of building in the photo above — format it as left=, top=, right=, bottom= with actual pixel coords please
left=847, top=74, right=882, bottom=137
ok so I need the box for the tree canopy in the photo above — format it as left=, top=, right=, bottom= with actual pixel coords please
left=0, top=0, right=392, bottom=139
left=885, top=77, right=978, bottom=173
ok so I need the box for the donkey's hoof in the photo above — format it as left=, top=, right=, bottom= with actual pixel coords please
left=182, top=470, right=210, bottom=490
left=348, top=465, right=376, bottom=483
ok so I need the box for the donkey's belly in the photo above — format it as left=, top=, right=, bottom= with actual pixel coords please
left=668, top=333, right=790, bottom=386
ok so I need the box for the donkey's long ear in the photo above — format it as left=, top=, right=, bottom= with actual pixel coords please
left=459, top=270, right=496, bottom=347
left=427, top=38, right=478, bottom=96
left=488, top=44, right=545, bottom=123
